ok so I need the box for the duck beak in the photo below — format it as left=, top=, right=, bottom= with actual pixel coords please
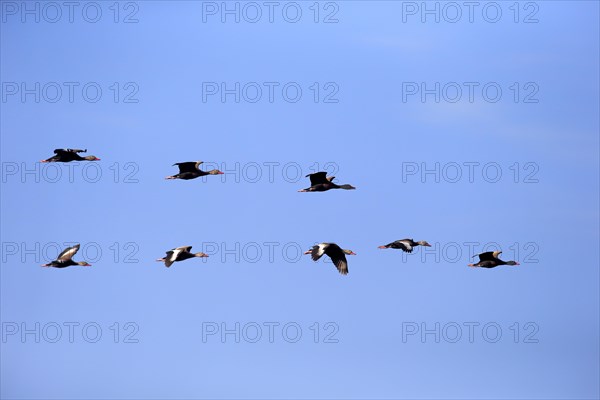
left=303, top=250, right=311, bottom=255
left=349, top=251, right=357, bottom=256
left=424, top=243, right=432, bottom=247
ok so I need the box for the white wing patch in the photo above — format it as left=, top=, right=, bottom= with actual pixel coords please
left=310, top=243, right=329, bottom=262
left=169, top=248, right=183, bottom=262
left=399, top=240, right=413, bottom=251
left=316, top=243, right=327, bottom=257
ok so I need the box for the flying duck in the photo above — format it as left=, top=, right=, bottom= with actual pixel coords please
left=41, top=149, right=100, bottom=163
left=41, top=244, right=91, bottom=268
left=156, top=246, right=209, bottom=267
left=165, top=161, right=224, bottom=180
left=468, top=251, right=520, bottom=268
left=298, top=172, right=355, bottom=192
left=304, top=243, right=356, bottom=275
left=378, top=239, right=431, bottom=253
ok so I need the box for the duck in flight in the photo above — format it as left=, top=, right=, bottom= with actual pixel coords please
left=468, top=251, right=519, bottom=268
left=41, top=244, right=91, bottom=268
left=165, top=161, right=224, bottom=180
left=156, top=246, right=209, bottom=267
left=41, top=149, right=100, bottom=163
left=378, top=239, right=432, bottom=253
left=304, top=243, right=356, bottom=275
left=298, top=172, right=355, bottom=192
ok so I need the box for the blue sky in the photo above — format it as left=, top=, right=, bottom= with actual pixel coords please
left=1, top=1, right=599, bottom=399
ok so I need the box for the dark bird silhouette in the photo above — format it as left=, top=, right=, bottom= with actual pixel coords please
left=165, top=161, right=224, bottom=180
left=41, top=149, right=100, bottom=163
left=304, top=243, right=356, bottom=275
left=298, top=172, right=355, bottom=192
left=378, top=239, right=431, bottom=253
left=468, top=251, right=519, bottom=268
left=41, top=244, right=91, bottom=268
left=156, top=246, right=209, bottom=267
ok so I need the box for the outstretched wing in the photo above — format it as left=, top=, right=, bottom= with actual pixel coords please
left=53, top=149, right=69, bottom=155
left=331, top=255, right=348, bottom=275
left=175, top=246, right=193, bottom=253
left=57, top=244, right=80, bottom=262
left=163, top=250, right=176, bottom=267
left=310, top=243, right=329, bottom=261
left=174, top=162, right=202, bottom=173
left=165, top=246, right=193, bottom=263
left=324, top=243, right=348, bottom=275
left=476, top=251, right=500, bottom=262
left=306, top=172, right=329, bottom=186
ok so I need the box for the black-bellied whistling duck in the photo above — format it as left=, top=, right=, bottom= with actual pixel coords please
left=165, top=161, right=224, bottom=180
left=468, top=251, right=519, bottom=268
left=41, top=244, right=91, bottom=268
left=41, top=149, right=100, bottom=163
left=378, top=239, right=431, bottom=253
left=156, top=246, right=208, bottom=267
left=298, top=172, right=355, bottom=192
left=304, top=243, right=356, bottom=275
